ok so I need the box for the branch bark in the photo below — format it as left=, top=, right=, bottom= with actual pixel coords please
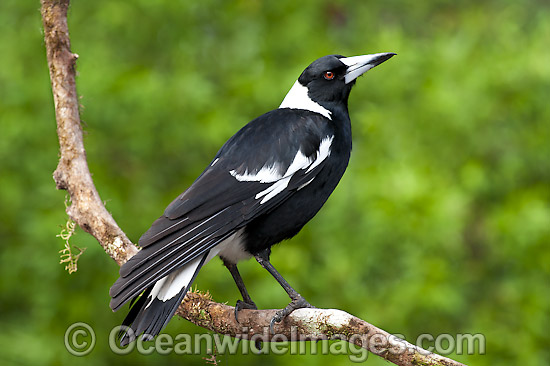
left=41, top=0, right=137, bottom=265
left=41, top=1, right=467, bottom=365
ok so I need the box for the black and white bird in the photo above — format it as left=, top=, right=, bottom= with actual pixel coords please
left=110, top=52, right=395, bottom=345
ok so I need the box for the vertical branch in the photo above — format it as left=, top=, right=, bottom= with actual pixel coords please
left=41, top=0, right=138, bottom=265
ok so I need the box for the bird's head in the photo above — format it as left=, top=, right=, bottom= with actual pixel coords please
left=301, top=53, right=396, bottom=103
left=280, top=52, right=395, bottom=118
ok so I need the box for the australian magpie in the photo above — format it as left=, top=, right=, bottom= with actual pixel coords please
left=110, top=52, right=395, bottom=345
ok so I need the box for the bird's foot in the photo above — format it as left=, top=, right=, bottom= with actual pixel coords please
left=270, top=295, right=314, bottom=334
left=234, top=299, right=258, bottom=323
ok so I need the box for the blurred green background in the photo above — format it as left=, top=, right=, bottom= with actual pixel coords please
left=1, top=0, right=549, bottom=365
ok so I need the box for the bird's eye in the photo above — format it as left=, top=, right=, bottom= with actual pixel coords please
left=323, top=71, right=335, bottom=80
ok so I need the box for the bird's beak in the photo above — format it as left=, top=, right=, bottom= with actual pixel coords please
left=341, top=52, right=396, bottom=84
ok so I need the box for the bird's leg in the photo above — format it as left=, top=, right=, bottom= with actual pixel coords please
left=254, top=248, right=314, bottom=333
left=223, top=260, right=257, bottom=322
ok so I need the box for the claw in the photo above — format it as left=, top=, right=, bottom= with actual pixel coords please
left=269, top=315, right=279, bottom=335
left=269, top=295, right=314, bottom=334
left=234, top=299, right=257, bottom=323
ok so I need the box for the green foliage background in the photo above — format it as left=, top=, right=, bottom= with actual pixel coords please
left=1, top=0, right=549, bottom=365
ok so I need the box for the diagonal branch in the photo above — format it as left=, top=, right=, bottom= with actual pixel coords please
left=41, top=1, right=466, bottom=365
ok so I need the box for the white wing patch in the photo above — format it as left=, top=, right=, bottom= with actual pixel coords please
left=256, top=176, right=292, bottom=204
left=230, top=163, right=283, bottom=183
left=306, top=137, right=333, bottom=173
left=235, top=135, right=334, bottom=204
left=297, top=177, right=315, bottom=191
left=279, top=81, right=332, bottom=120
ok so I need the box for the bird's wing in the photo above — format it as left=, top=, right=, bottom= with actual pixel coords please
left=109, top=109, right=335, bottom=310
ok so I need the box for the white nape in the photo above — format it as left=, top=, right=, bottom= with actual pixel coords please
left=279, top=81, right=332, bottom=120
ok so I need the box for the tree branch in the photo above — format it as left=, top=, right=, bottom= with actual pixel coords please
left=41, top=1, right=466, bottom=365
left=41, top=0, right=137, bottom=265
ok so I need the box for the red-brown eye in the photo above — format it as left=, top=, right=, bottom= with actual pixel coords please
left=323, top=71, right=335, bottom=80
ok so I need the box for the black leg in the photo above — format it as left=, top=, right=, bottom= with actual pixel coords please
left=223, top=260, right=257, bottom=322
left=254, top=248, right=314, bottom=333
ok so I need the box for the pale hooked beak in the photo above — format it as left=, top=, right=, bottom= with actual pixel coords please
left=340, top=52, right=396, bottom=84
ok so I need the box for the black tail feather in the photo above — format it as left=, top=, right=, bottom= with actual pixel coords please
left=119, top=284, right=190, bottom=346
left=117, top=252, right=209, bottom=346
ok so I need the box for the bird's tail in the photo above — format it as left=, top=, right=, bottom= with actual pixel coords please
left=118, top=251, right=210, bottom=346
